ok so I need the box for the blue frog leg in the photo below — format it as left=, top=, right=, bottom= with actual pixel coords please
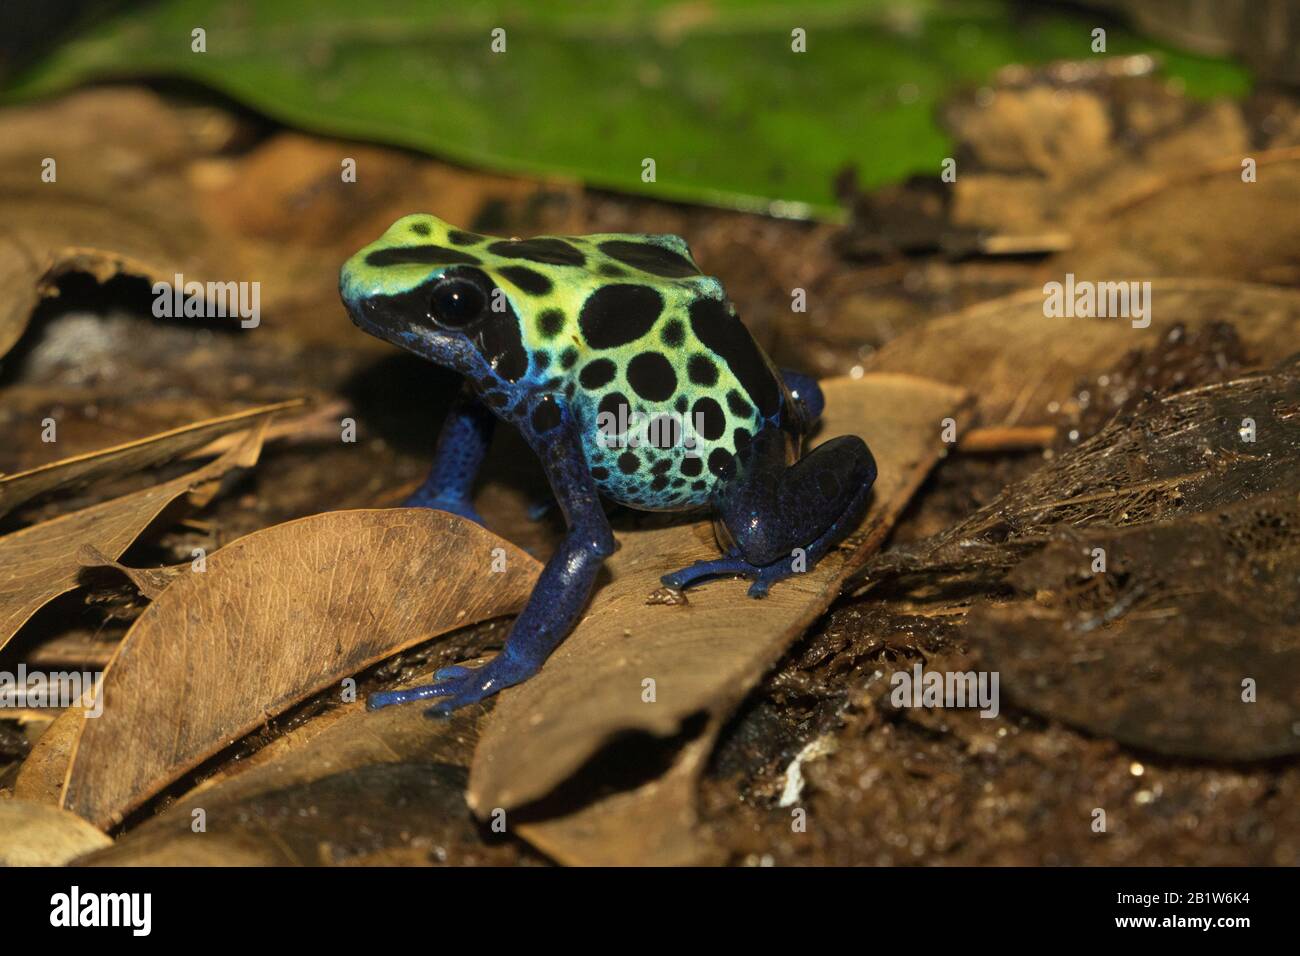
left=371, top=393, right=614, bottom=713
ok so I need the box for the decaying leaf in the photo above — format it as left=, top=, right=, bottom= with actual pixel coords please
left=0, top=400, right=298, bottom=521
left=867, top=279, right=1300, bottom=427
left=971, top=497, right=1300, bottom=760
left=468, top=374, right=971, bottom=833
left=875, top=360, right=1300, bottom=575
left=868, top=359, right=1300, bottom=761
left=0, top=420, right=270, bottom=652
left=0, top=798, right=112, bottom=865
left=58, top=509, right=542, bottom=829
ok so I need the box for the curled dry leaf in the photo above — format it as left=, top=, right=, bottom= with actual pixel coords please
left=867, top=279, right=1300, bottom=427
left=77, top=545, right=186, bottom=601
left=0, top=420, right=270, bottom=652
left=11, top=680, right=95, bottom=803
left=0, top=799, right=112, bottom=865
left=468, top=374, right=972, bottom=845
left=519, top=732, right=719, bottom=867
left=0, top=400, right=299, bottom=521
left=57, top=509, right=542, bottom=829
left=0, top=88, right=231, bottom=361
left=22, top=630, right=117, bottom=671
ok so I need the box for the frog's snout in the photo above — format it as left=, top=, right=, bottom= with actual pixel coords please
left=338, top=255, right=383, bottom=339
left=338, top=251, right=366, bottom=308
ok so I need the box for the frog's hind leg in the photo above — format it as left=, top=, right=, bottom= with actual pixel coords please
left=661, top=424, right=875, bottom=598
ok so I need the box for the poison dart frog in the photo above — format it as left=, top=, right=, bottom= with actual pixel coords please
left=340, top=215, right=877, bottom=713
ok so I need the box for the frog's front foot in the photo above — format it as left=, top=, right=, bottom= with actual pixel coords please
left=402, top=491, right=486, bottom=527
left=661, top=554, right=801, bottom=599
left=366, top=656, right=535, bottom=715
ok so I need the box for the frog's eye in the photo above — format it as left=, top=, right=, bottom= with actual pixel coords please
left=428, top=276, right=486, bottom=328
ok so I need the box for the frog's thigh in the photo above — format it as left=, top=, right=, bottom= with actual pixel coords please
left=714, top=424, right=877, bottom=567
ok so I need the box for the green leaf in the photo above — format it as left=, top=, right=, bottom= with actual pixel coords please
left=3, top=0, right=1250, bottom=219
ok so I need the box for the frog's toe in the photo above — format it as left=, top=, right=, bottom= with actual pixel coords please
left=661, top=556, right=756, bottom=591
left=368, top=673, right=483, bottom=714
left=422, top=661, right=530, bottom=716
left=365, top=656, right=536, bottom=716
left=367, top=683, right=443, bottom=711
left=746, top=561, right=803, bottom=598
left=662, top=554, right=804, bottom=597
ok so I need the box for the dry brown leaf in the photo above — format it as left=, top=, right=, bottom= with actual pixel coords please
left=867, top=279, right=1300, bottom=427
left=0, top=421, right=270, bottom=652
left=0, top=88, right=233, bottom=360
left=80, top=762, right=509, bottom=866
left=0, top=798, right=112, bottom=865
left=12, top=691, right=86, bottom=803
left=468, top=374, right=972, bottom=829
left=75, top=679, right=486, bottom=865
left=22, top=629, right=118, bottom=670
left=58, top=509, right=543, bottom=829
left=1062, top=151, right=1300, bottom=285
left=519, top=733, right=719, bottom=866
left=0, top=400, right=299, bottom=520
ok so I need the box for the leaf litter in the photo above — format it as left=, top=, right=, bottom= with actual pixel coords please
left=3, top=65, right=1300, bottom=866
left=50, top=509, right=541, bottom=829
left=861, top=357, right=1300, bottom=761
left=32, top=374, right=967, bottom=864
left=0, top=418, right=273, bottom=653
